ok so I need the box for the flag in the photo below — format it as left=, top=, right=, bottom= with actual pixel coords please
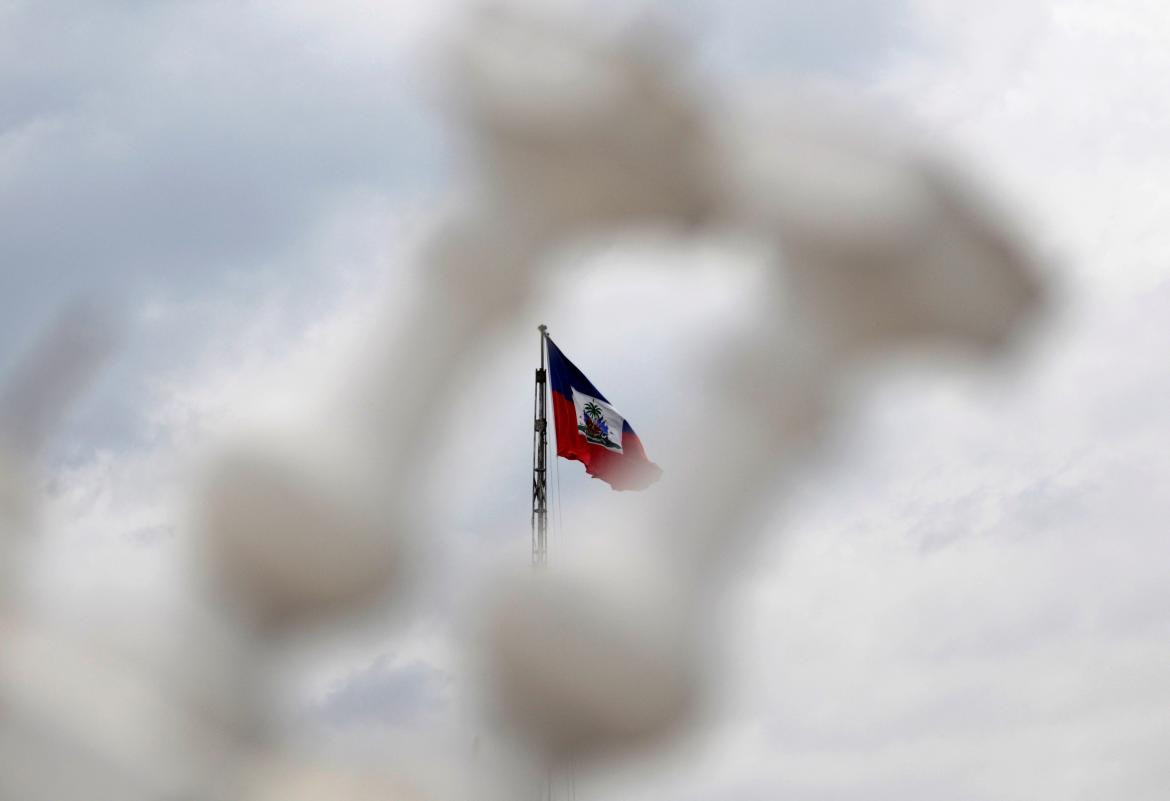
left=545, top=336, right=662, bottom=491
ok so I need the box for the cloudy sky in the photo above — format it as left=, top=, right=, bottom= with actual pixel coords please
left=4, top=0, right=1170, bottom=799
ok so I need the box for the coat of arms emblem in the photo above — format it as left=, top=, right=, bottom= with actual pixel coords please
left=579, top=400, right=622, bottom=451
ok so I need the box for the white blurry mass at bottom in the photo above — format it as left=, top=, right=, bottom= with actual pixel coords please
left=10, top=0, right=1168, bottom=799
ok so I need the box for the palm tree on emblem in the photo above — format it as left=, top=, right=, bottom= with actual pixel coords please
left=580, top=400, right=616, bottom=447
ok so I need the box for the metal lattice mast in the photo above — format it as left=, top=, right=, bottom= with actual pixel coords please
left=531, top=324, right=549, bottom=567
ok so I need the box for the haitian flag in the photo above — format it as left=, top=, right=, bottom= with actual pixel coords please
left=546, top=336, right=662, bottom=491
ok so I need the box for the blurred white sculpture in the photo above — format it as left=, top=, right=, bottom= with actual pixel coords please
left=0, top=302, right=118, bottom=600
left=197, top=430, right=414, bottom=630
left=434, top=4, right=1045, bottom=774
left=482, top=541, right=700, bottom=762
left=0, top=3, right=1047, bottom=800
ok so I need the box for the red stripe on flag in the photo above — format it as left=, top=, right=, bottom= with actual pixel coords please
left=550, top=390, right=661, bottom=491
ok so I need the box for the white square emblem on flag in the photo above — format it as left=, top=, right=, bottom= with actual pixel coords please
left=571, top=388, right=624, bottom=452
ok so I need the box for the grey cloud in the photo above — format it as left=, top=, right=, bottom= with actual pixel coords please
left=0, top=0, right=446, bottom=459
left=0, top=3, right=437, bottom=295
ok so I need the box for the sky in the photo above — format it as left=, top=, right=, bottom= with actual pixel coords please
left=3, top=0, right=1170, bottom=799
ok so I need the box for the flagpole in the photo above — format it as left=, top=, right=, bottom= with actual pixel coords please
left=533, top=325, right=578, bottom=800
left=532, top=324, right=549, bottom=567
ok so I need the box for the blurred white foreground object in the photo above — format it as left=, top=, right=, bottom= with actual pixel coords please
left=242, top=755, right=428, bottom=801
left=482, top=542, right=698, bottom=761
left=197, top=430, right=412, bottom=630
left=0, top=2, right=1052, bottom=797
left=0, top=450, right=33, bottom=600
left=0, top=303, right=247, bottom=801
left=0, top=302, right=118, bottom=599
left=722, top=105, right=1043, bottom=354
left=0, top=300, right=119, bottom=460
left=445, top=1, right=1046, bottom=771
left=0, top=616, right=245, bottom=801
left=449, top=4, right=714, bottom=234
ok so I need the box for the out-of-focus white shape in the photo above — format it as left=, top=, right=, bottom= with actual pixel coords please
left=481, top=542, right=698, bottom=761
left=196, top=430, right=412, bottom=630
left=650, top=104, right=1047, bottom=578
left=0, top=300, right=120, bottom=459
left=444, top=2, right=1043, bottom=359
left=242, top=755, right=428, bottom=801
left=447, top=4, right=714, bottom=234
left=0, top=3, right=1052, bottom=797
left=0, top=616, right=244, bottom=801
left=0, top=302, right=119, bottom=601
left=0, top=450, right=33, bottom=601
left=440, top=2, right=1046, bottom=772
left=721, top=102, right=1044, bottom=354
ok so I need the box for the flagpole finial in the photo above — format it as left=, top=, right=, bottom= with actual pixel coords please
left=538, top=324, right=548, bottom=336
